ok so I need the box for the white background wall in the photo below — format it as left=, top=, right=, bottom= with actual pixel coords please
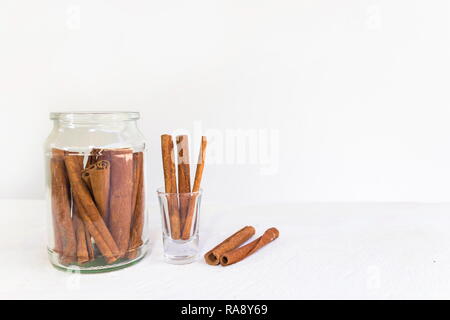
left=1, top=0, right=450, bottom=204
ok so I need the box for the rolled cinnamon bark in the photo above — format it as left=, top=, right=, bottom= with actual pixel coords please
left=52, top=218, right=62, bottom=258
left=50, top=149, right=77, bottom=265
left=64, top=154, right=120, bottom=264
left=87, top=148, right=101, bottom=167
left=181, top=136, right=207, bottom=240
left=127, top=152, right=145, bottom=259
left=105, top=149, right=134, bottom=257
left=73, top=207, right=90, bottom=264
left=70, top=153, right=95, bottom=263
left=204, top=226, right=255, bottom=265
left=176, top=135, right=191, bottom=230
left=161, top=135, right=181, bottom=239
left=82, top=160, right=110, bottom=222
left=130, top=152, right=142, bottom=215
left=220, top=227, right=279, bottom=266
left=85, top=228, right=95, bottom=261
left=81, top=172, right=91, bottom=189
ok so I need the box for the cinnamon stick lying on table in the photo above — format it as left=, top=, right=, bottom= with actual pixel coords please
left=127, top=151, right=145, bottom=259
left=204, top=226, right=255, bottom=265
left=161, top=135, right=181, bottom=239
left=64, top=154, right=120, bottom=264
left=220, top=227, right=279, bottom=266
left=50, top=149, right=77, bottom=265
left=176, top=135, right=191, bottom=230
left=181, top=136, right=207, bottom=240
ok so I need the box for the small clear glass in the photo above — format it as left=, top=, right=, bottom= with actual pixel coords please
left=157, top=188, right=202, bottom=264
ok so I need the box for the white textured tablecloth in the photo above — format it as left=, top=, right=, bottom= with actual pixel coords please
left=2, top=199, right=450, bottom=299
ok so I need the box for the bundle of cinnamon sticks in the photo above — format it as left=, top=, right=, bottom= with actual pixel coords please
left=50, top=148, right=145, bottom=265
left=204, top=226, right=279, bottom=266
left=160, top=134, right=207, bottom=240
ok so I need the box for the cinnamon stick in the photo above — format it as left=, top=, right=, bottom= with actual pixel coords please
left=176, top=135, right=191, bottom=230
left=82, top=160, right=110, bottom=222
left=181, top=136, right=207, bottom=240
left=69, top=153, right=96, bottom=263
left=105, top=149, right=134, bottom=257
left=130, top=153, right=141, bottom=216
left=64, top=154, right=120, bottom=264
left=220, top=227, right=279, bottom=266
left=161, top=135, right=181, bottom=239
left=73, top=207, right=90, bottom=264
left=204, top=226, right=255, bottom=265
left=50, top=149, right=77, bottom=265
left=52, top=218, right=62, bottom=258
left=87, top=148, right=102, bottom=167
left=85, top=229, right=95, bottom=261
left=127, top=151, right=145, bottom=259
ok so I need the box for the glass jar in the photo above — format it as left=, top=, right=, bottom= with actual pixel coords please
left=44, top=112, right=149, bottom=273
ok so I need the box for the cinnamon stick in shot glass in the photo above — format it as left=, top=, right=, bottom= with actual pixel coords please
left=220, top=227, right=279, bottom=266
left=181, top=136, right=207, bottom=240
left=161, top=135, right=181, bottom=239
left=176, top=135, right=191, bottom=229
left=204, top=226, right=255, bottom=265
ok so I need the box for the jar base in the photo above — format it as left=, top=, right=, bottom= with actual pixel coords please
left=48, top=242, right=150, bottom=274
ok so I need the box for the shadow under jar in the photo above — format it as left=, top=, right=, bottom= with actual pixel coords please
left=44, top=112, right=149, bottom=273
left=157, top=188, right=202, bottom=264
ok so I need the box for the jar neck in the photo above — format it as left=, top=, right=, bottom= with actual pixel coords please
left=53, top=119, right=138, bottom=130
left=50, top=112, right=140, bottom=129
left=47, top=112, right=145, bottom=151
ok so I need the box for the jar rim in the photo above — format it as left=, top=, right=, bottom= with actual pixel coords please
left=50, top=111, right=140, bottom=122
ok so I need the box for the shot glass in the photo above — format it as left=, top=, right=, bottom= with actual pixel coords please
left=157, top=188, right=202, bottom=264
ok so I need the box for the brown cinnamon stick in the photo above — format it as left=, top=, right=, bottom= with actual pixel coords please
left=105, top=149, right=134, bottom=257
left=220, top=227, right=279, bottom=266
left=204, top=226, right=255, bottom=265
left=181, top=136, right=207, bottom=240
left=176, top=135, right=191, bottom=229
left=52, top=220, right=63, bottom=258
left=50, top=149, right=77, bottom=265
left=81, top=160, right=110, bottom=222
left=127, top=152, right=145, bottom=259
left=73, top=207, right=90, bottom=264
left=85, top=149, right=110, bottom=242
left=161, top=135, right=181, bottom=239
left=69, top=153, right=96, bottom=263
left=87, top=148, right=102, bottom=167
left=85, top=228, right=95, bottom=261
left=64, top=154, right=120, bottom=264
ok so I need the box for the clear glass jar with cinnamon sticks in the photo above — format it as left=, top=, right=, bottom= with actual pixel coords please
left=45, top=112, right=149, bottom=273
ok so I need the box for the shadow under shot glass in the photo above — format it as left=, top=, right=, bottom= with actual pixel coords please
left=157, top=188, right=202, bottom=264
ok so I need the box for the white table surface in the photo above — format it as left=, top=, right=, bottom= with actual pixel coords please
left=2, top=199, right=450, bottom=299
